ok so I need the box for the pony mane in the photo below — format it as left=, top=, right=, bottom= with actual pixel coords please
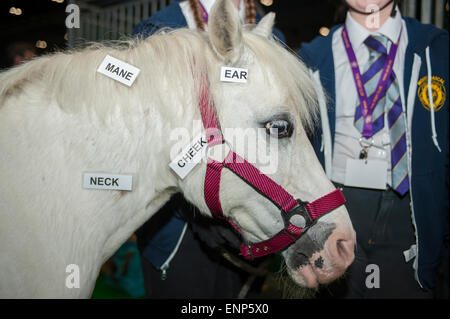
left=0, top=29, right=208, bottom=123
left=0, top=27, right=318, bottom=131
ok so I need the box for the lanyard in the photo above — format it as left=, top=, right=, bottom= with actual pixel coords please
left=341, top=25, right=401, bottom=138
left=198, top=1, right=209, bottom=22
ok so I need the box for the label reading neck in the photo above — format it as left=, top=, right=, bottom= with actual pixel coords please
left=97, top=55, right=140, bottom=87
left=83, top=173, right=133, bottom=191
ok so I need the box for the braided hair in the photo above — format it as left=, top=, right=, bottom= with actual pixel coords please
left=188, top=0, right=256, bottom=30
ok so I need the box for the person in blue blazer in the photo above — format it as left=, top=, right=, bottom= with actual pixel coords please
left=131, top=0, right=286, bottom=298
left=298, top=0, right=448, bottom=298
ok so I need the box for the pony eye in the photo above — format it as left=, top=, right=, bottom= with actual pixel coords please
left=265, top=119, right=292, bottom=138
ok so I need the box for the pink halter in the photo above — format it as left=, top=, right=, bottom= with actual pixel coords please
left=198, top=80, right=346, bottom=260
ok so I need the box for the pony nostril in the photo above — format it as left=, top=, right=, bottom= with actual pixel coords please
left=335, top=239, right=355, bottom=267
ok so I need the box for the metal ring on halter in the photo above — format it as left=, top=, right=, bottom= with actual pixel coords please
left=282, top=199, right=312, bottom=229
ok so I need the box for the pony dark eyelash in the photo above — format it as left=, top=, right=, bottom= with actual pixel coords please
left=258, top=110, right=294, bottom=127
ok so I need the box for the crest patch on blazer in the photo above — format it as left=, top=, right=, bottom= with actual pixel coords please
left=417, top=76, right=446, bottom=111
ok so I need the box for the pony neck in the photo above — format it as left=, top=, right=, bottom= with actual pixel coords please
left=81, top=74, right=203, bottom=297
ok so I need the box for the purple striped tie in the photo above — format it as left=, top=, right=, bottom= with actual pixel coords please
left=355, top=35, right=409, bottom=195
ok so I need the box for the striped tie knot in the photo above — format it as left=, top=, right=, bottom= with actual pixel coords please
left=354, top=35, right=390, bottom=135
left=364, top=34, right=389, bottom=56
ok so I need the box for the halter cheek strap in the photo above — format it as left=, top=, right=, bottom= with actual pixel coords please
left=199, top=80, right=346, bottom=260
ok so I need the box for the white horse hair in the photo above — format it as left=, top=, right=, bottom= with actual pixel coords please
left=0, top=0, right=355, bottom=298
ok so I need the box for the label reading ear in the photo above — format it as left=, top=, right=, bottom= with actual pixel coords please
left=220, top=66, right=248, bottom=83
left=97, top=55, right=140, bottom=87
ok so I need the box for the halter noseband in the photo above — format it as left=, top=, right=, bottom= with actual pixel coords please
left=198, top=79, right=346, bottom=260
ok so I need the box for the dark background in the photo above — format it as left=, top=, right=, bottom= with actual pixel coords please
left=0, top=0, right=448, bottom=69
left=0, top=0, right=351, bottom=68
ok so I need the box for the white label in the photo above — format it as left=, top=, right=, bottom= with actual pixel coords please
left=83, top=173, right=133, bottom=191
left=96, top=55, right=140, bottom=87
left=403, top=244, right=417, bottom=262
left=220, top=66, right=248, bottom=83
left=344, top=159, right=387, bottom=190
left=169, top=133, right=208, bottom=179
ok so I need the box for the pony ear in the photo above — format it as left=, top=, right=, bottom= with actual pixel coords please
left=208, top=0, right=243, bottom=63
left=252, top=12, right=275, bottom=38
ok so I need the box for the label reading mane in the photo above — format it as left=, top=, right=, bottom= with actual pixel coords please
left=220, top=66, right=248, bottom=83
left=97, top=55, right=140, bottom=87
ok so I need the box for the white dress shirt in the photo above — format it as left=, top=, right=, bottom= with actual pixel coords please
left=331, top=8, right=409, bottom=187
left=179, top=0, right=246, bottom=30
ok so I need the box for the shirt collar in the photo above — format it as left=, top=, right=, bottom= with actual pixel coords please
left=345, top=5, right=403, bottom=49
left=376, top=6, right=403, bottom=43
left=199, top=0, right=219, bottom=14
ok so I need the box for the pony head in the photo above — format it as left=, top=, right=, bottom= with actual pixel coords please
left=177, top=0, right=356, bottom=288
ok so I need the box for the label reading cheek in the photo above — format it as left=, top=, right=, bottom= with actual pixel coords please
left=220, top=66, right=248, bottom=83
left=169, top=133, right=208, bottom=179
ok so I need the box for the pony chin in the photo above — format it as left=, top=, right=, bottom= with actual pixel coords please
left=283, top=221, right=356, bottom=288
left=285, top=263, right=315, bottom=288
left=286, top=250, right=349, bottom=288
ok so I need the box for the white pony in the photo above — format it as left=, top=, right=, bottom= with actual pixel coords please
left=0, top=0, right=355, bottom=298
